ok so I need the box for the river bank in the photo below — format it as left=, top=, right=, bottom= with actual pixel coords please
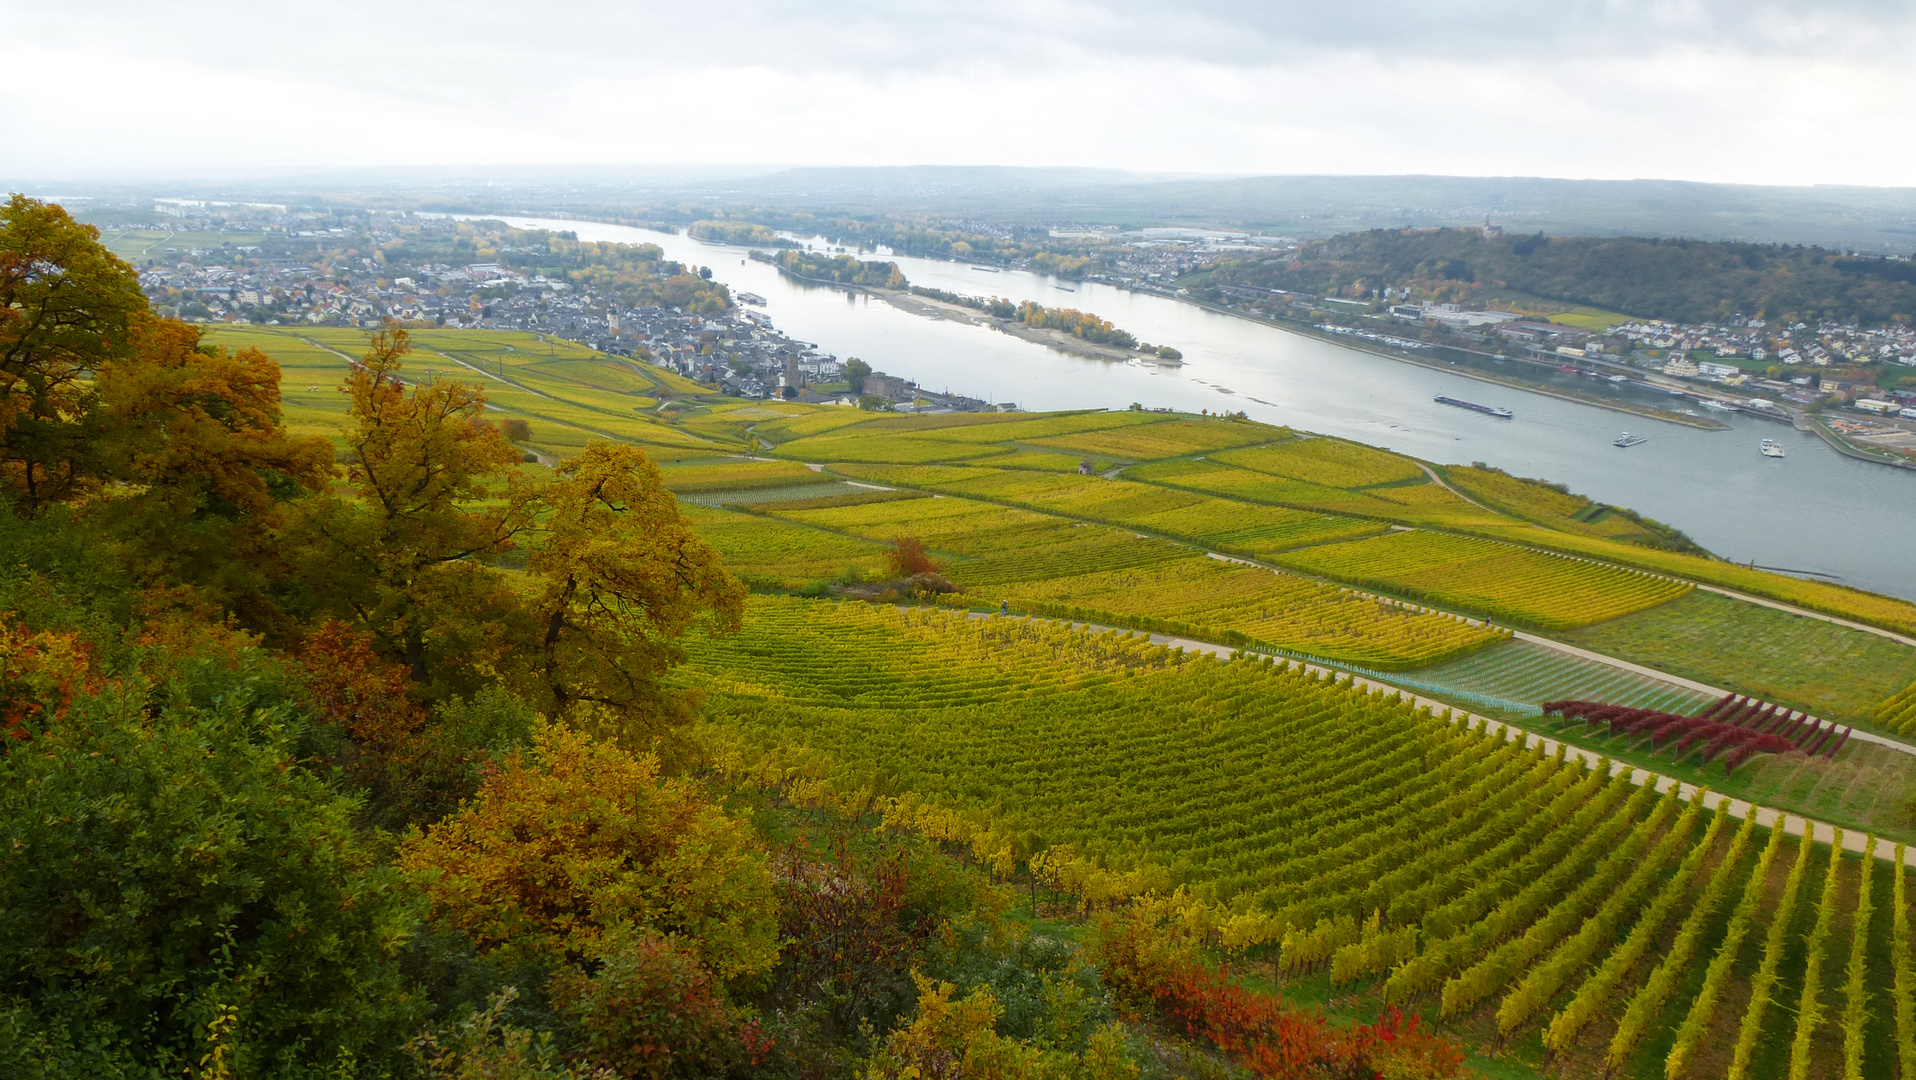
left=1808, top=416, right=1916, bottom=471
left=1178, top=295, right=1729, bottom=430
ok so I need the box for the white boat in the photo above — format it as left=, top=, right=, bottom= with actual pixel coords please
left=1700, top=398, right=1741, bottom=412
left=1761, top=439, right=1786, bottom=458
left=1614, top=432, right=1649, bottom=448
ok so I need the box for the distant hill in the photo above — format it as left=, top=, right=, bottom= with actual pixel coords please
left=36, top=164, right=1916, bottom=254
left=1202, top=227, right=1916, bottom=325
left=682, top=170, right=1916, bottom=254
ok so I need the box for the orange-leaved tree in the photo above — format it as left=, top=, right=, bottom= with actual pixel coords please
left=291, top=322, right=538, bottom=680
left=0, top=195, right=147, bottom=510
left=524, top=442, right=744, bottom=741
left=397, top=720, right=778, bottom=979
left=93, top=316, right=335, bottom=623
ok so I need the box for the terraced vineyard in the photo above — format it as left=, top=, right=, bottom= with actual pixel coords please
left=658, top=457, right=832, bottom=494
left=677, top=503, right=887, bottom=587
left=202, top=325, right=728, bottom=460
left=1880, top=681, right=1916, bottom=736
left=1405, top=640, right=1716, bottom=715
left=1271, top=530, right=1694, bottom=630
left=996, top=556, right=1508, bottom=669
left=1212, top=436, right=1427, bottom=488
left=1566, top=590, right=1916, bottom=727
left=1023, top=415, right=1283, bottom=458
left=687, top=598, right=1915, bottom=1078
left=825, top=464, right=1388, bottom=558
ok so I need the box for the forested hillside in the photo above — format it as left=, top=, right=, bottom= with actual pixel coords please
left=1201, top=228, right=1916, bottom=324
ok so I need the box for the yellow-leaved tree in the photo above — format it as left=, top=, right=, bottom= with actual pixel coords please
left=524, top=442, right=745, bottom=741
left=0, top=195, right=147, bottom=510
left=291, top=323, right=539, bottom=681
left=397, top=720, right=778, bottom=979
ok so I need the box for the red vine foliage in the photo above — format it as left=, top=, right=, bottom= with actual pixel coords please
left=1095, top=911, right=1463, bottom=1079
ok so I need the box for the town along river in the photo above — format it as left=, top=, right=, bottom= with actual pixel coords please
left=487, top=215, right=1916, bottom=603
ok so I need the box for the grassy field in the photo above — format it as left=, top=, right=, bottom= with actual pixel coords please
left=1545, top=305, right=1635, bottom=332
left=1564, top=590, right=1916, bottom=727
left=98, top=228, right=270, bottom=260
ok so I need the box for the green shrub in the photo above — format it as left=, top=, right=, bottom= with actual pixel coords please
left=0, top=695, right=422, bottom=1078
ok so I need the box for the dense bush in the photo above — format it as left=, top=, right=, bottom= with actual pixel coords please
left=0, top=695, right=421, bottom=1078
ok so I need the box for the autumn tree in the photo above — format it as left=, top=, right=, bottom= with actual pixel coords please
left=397, top=721, right=779, bottom=979
left=523, top=442, right=744, bottom=741
left=91, top=317, right=334, bottom=622
left=0, top=195, right=146, bottom=510
left=292, top=322, right=538, bottom=680
left=885, top=535, right=940, bottom=578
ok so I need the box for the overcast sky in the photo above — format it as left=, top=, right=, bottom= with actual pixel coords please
left=7, top=0, right=1914, bottom=186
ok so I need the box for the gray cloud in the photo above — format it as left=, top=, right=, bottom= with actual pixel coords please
left=6, top=0, right=1914, bottom=181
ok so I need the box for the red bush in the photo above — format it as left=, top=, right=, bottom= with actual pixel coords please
left=885, top=536, right=940, bottom=579
left=1095, top=913, right=1463, bottom=1079
left=549, top=930, right=772, bottom=1080
left=0, top=617, right=99, bottom=741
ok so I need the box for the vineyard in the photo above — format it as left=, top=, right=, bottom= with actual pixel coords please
left=1024, top=416, right=1283, bottom=459
left=657, top=457, right=833, bottom=494
left=763, top=492, right=1194, bottom=586
left=995, top=556, right=1507, bottom=669
left=202, top=325, right=724, bottom=460
left=1212, top=437, right=1427, bottom=488
left=676, top=504, right=887, bottom=587
left=1270, top=530, right=1694, bottom=630
left=849, top=466, right=1387, bottom=556
left=1129, top=458, right=1457, bottom=519
left=1404, top=640, right=1715, bottom=715
left=685, top=598, right=1916, bottom=1078
left=1565, top=590, right=1916, bottom=728
left=1542, top=697, right=1839, bottom=773
left=1880, top=680, right=1916, bottom=736
left=1443, top=465, right=1665, bottom=545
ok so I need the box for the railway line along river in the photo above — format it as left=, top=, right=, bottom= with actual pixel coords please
left=485, top=215, right=1916, bottom=603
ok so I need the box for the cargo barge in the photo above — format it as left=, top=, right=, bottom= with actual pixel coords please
left=1434, top=394, right=1513, bottom=419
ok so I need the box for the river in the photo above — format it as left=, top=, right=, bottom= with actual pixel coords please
left=483, top=215, right=1916, bottom=602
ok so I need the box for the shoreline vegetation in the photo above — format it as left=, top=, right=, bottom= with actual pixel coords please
left=753, top=247, right=1184, bottom=365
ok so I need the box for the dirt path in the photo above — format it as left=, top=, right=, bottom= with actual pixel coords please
left=1413, top=461, right=1494, bottom=511
left=964, top=609, right=1910, bottom=865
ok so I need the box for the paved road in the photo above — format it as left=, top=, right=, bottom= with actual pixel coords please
left=969, top=610, right=1912, bottom=867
